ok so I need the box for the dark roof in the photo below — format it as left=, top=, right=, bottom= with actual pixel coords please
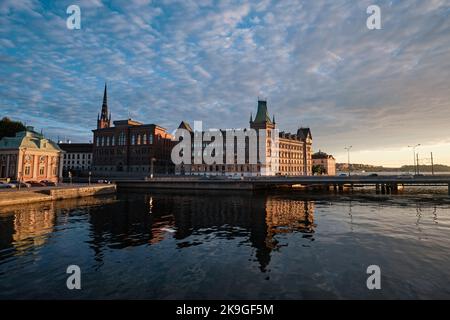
left=58, top=143, right=93, bottom=153
left=297, top=127, right=312, bottom=139
left=312, top=150, right=334, bottom=159
left=253, top=100, right=273, bottom=124
left=178, top=121, right=193, bottom=132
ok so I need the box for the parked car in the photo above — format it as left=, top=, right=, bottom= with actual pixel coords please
left=40, top=180, right=57, bottom=186
left=27, top=181, right=46, bottom=187
left=0, top=181, right=16, bottom=188
left=9, top=181, right=31, bottom=188
left=368, top=173, right=378, bottom=177
left=338, top=173, right=348, bottom=177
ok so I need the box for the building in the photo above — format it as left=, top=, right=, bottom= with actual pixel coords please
left=279, top=128, right=312, bottom=176
left=58, top=143, right=93, bottom=176
left=312, top=150, right=336, bottom=175
left=174, top=99, right=313, bottom=176
left=91, top=84, right=174, bottom=177
left=0, top=127, right=63, bottom=182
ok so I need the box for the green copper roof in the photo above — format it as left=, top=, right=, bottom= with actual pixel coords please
left=253, top=100, right=272, bottom=124
left=0, top=129, right=63, bottom=152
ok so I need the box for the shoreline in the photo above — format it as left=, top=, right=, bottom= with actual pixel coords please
left=0, top=184, right=117, bottom=207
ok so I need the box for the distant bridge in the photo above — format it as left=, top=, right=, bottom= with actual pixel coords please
left=116, top=175, right=450, bottom=194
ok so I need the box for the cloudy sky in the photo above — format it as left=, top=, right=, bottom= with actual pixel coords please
left=1, top=0, right=449, bottom=166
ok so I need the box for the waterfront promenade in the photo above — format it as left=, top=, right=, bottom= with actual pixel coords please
left=116, top=175, right=450, bottom=194
left=0, top=184, right=116, bottom=207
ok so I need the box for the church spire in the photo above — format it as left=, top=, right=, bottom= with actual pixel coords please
left=101, top=83, right=108, bottom=118
left=97, top=82, right=111, bottom=129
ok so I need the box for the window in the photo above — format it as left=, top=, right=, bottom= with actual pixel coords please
left=111, top=136, right=115, bottom=146
left=119, top=132, right=126, bottom=145
left=25, top=166, right=31, bottom=175
left=131, top=135, right=135, bottom=145
left=149, top=134, right=153, bottom=144
left=143, top=134, right=147, bottom=144
left=39, top=166, right=44, bottom=175
left=137, top=134, right=141, bottom=145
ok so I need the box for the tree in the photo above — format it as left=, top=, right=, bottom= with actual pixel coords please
left=312, top=164, right=326, bottom=175
left=0, top=117, right=26, bottom=140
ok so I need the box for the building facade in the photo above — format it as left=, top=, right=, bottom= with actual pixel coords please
left=174, top=99, right=313, bottom=176
left=279, top=128, right=312, bottom=176
left=58, top=143, right=93, bottom=176
left=91, top=85, right=174, bottom=177
left=312, top=150, right=336, bottom=175
left=0, top=128, right=63, bottom=182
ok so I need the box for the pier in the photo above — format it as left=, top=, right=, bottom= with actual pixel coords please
left=0, top=184, right=116, bottom=207
left=116, top=175, right=450, bottom=194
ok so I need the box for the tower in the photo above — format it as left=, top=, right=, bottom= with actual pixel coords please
left=250, top=99, right=278, bottom=176
left=97, top=83, right=111, bottom=129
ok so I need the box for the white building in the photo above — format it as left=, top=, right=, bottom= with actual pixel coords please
left=58, top=143, right=93, bottom=176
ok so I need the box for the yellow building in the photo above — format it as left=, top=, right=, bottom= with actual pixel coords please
left=0, top=127, right=64, bottom=182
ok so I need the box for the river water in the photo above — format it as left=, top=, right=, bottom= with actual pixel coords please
left=1, top=189, right=450, bottom=299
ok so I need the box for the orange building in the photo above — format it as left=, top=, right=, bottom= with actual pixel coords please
left=312, top=150, right=336, bottom=175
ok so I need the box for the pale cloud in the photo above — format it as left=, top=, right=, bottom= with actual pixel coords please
left=0, top=0, right=449, bottom=165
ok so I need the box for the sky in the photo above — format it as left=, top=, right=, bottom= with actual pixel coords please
left=0, top=0, right=449, bottom=166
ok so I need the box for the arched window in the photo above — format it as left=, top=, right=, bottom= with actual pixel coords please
left=131, top=135, right=135, bottom=145
left=149, top=134, right=153, bottom=144
left=137, top=134, right=141, bottom=145
left=142, top=134, right=147, bottom=144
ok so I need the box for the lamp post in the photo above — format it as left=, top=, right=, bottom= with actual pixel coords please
left=344, top=146, right=352, bottom=177
left=18, top=171, right=22, bottom=190
left=150, top=157, right=156, bottom=179
left=408, top=144, right=420, bottom=175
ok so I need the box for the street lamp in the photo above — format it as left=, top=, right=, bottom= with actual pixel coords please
left=150, top=157, right=156, bottom=179
left=18, top=171, right=22, bottom=190
left=344, top=146, right=352, bottom=177
left=408, top=144, right=421, bottom=175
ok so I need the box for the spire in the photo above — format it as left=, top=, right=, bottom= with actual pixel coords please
left=97, top=82, right=111, bottom=129
left=272, top=115, right=275, bottom=124
left=250, top=112, right=253, bottom=122
left=101, top=83, right=108, bottom=119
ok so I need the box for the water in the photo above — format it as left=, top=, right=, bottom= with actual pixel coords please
left=1, top=190, right=450, bottom=299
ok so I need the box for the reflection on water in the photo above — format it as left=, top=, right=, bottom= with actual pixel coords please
left=1, top=191, right=450, bottom=299
left=86, top=193, right=315, bottom=273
